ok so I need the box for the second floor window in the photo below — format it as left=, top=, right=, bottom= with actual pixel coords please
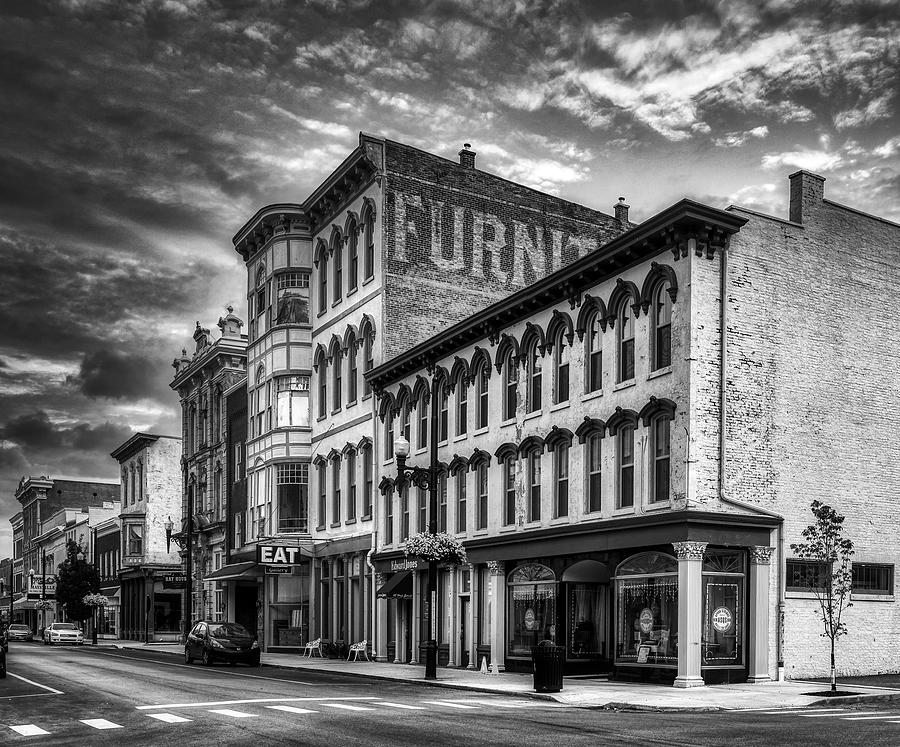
left=586, top=313, right=603, bottom=393
left=333, top=238, right=343, bottom=303
left=348, top=220, right=359, bottom=292
left=277, top=462, right=309, bottom=534
left=476, top=463, right=488, bottom=530
left=417, top=487, right=427, bottom=533
left=503, top=455, right=516, bottom=526
left=438, top=473, right=448, bottom=532
left=332, top=458, right=341, bottom=524
left=618, top=425, right=635, bottom=508
left=475, top=361, right=489, bottom=429
left=586, top=434, right=602, bottom=513
left=456, top=470, right=467, bottom=533
left=527, top=450, right=541, bottom=522
left=127, top=524, right=143, bottom=555
left=456, top=379, right=468, bottom=436
left=347, top=450, right=357, bottom=521
left=400, top=486, right=410, bottom=540
left=618, top=302, right=635, bottom=382
left=332, top=353, right=342, bottom=412
left=439, top=388, right=449, bottom=442
left=553, top=331, right=569, bottom=404
left=652, top=283, right=673, bottom=370
left=276, top=376, right=310, bottom=428
left=526, top=341, right=542, bottom=413
left=553, top=442, right=569, bottom=518
left=503, top=351, right=517, bottom=420
left=317, top=463, right=327, bottom=528
left=385, top=489, right=394, bottom=545
left=347, top=339, right=358, bottom=404
left=652, top=415, right=671, bottom=503
left=318, top=253, right=328, bottom=314
left=418, top=395, right=428, bottom=450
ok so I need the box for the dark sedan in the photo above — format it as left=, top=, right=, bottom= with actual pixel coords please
left=184, top=621, right=260, bottom=667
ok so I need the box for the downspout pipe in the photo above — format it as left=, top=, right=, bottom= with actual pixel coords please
left=716, top=241, right=785, bottom=681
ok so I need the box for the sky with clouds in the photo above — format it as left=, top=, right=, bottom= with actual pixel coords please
left=1, top=0, right=898, bottom=554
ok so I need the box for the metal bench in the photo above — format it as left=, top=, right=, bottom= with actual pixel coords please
left=347, top=640, right=369, bottom=661
left=301, top=637, right=323, bottom=658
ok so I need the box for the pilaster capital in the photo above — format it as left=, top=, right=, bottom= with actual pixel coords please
left=750, top=546, right=774, bottom=565
left=672, top=541, right=707, bottom=561
left=486, top=560, right=505, bottom=576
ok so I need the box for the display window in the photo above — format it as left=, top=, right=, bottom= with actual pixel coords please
left=702, top=549, right=745, bottom=667
left=270, top=568, right=309, bottom=647
left=507, top=564, right=557, bottom=657
left=615, top=552, right=678, bottom=666
left=562, top=559, right=609, bottom=660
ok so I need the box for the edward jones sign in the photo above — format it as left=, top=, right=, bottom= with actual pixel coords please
left=257, top=544, right=304, bottom=565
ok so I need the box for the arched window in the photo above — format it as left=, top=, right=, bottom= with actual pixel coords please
left=651, top=283, right=672, bottom=370
left=254, top=265, right=268, bottom=338
left=362, top=443, right=373, bottom=517
left=614, top=552, right=678, bottom=666
left=476, top=461, right=488, bottom=530
left=586, top=434, right=602, bottom=513
left=503, top=453, right=516, bottom=526
left=526, top=448, right=541, bottom=522
left=402, top=403, right=411, bottom=443
left=331, top=455, right=342, bottom=525
left=617, top=302, right=635, bottom=382
left=618, top=424, right=635, bottom=508
left=317, top=461, right=327, bottom=529
left=347, top=335, right=358, bottom=404
left=384, top=486, right=394, bottom=545
left=332, top=233, right=343, bottom=304
left=526, top=340, right=542, bottom=413
left=332, top=350, right=342, bottom=412
left=400, top=484, right=410, bottom=540
left=346, top=449, right=357, bottom=521
left=651, top=413, right=671, bottom=503
left=318, top=362, right=327, bottom=419
left=384, top=413, right=394, bottom=460
left=586, top=312, right=603, bottom=393
left=417, top=392, right=428, bottom=450
left=347, top=219, right=359, bottom=293
left=317, top=250, right=328, bottom=314
left=438, top=472, right=448, bottom=532
left=363, top=331, right=374, bottom=396
left=475, top=359, right=489, bottom=429
left=363, top=205, right=375, bottom=280
left=503, top=350, right=517, bottom=420
left=439, top=386, right=449, bottom=442
left=553, top=440, right=569, bottom=518
left=456, top=375, right=468, bottom=436
left=508, top=564, right=557, bottom=657
left=455, top=470, right=467, bottom=533
left=552, top=327, right=569, bottom=404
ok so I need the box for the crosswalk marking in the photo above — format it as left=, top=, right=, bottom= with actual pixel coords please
left=464, top=700, right=528, bottom=708
left=81, top=718, right=123, bottom=730
left=320, top=703, right=376, bottom=712
left=10, top=725, right=51, bottom=736
left=147, top=713, right=192, bottom=723
left=266, top=705, right=319, bottom=715
left=209, top=709, right=256, bottom=718
left=378, top=702, right=426, bottom=710
left=422, top=701, right=479, bottom=709
left=839, top=714, right=895, bottom=720
left=761, top=708, right=846, bottom=715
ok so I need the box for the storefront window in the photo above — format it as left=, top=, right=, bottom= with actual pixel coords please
left=270, top=568, right=309, bottom=647
left=562, top=560, right=609, bottom=660
left=153, top=588, right=182, bottom=633
left=702, top=549, right=745, bottom=667
left=615, top=552, right=678, bottom=666
left=507, top=564, right=556, bottom=658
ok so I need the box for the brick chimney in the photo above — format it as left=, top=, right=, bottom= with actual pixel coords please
left=458, top=143, right=476, bottom=169
left=788, top=170, right=825, bottom=224
left=614, top=197, right=630, bottom=225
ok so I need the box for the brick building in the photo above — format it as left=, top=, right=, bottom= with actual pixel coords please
left=367, top=170, right=900, bottom=684
left=110, top=433, right=183, bottom=642
left=227, top=135, right=629, bottom=653
left=171, top=308, right=247, bottom=630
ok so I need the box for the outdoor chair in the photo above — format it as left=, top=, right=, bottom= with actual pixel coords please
left=347, top=640, right=370, bottom=661
left=301, top=637, right=323, bottom=658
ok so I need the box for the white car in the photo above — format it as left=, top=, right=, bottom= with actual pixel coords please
left=43, top=622, right=84, bottom=646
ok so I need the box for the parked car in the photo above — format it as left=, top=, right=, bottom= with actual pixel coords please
left=184, top=621, right=260, bottom=667
left=7, top=624, right=33, bottom=642
left=43, top=622, right=84, bottom=646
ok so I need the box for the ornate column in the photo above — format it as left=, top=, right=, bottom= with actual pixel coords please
left=375, top=573, right=389, bottom=662
left=748, top=546, right=773, bottom=683
left=467, top=564, right=477, bottom=669
left=410, top=572, right=420, bottom=664
left=672, top=541, right=706, bottom=688
left=487, top=560, right=505, bottom=672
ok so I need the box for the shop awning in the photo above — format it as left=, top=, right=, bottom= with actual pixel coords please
left=13, top=598, right=37, bottom=609
left=376, top=570, right=413, bottom=599
left=205, top=561, right=258, bottom=581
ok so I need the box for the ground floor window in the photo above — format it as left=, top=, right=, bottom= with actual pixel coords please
left=702, top=549, right=745, bottom=667
left=270, top=569, right=309, bottom=646
left=153, top=591, right=182, bottom=633
left=567, top=584, right=604, bottom=659
left=507, top=563, right=557, bottom=657
left=615, top=552, right=678, bottom=666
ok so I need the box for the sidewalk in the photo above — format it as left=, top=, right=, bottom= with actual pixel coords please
left=101, top=640, right=900, bottom=711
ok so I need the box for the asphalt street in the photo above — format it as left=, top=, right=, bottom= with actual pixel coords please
left=3, top=642, right=900, bottom=745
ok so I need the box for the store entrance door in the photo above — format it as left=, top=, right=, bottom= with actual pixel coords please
left=235, top=584, right=258, bottom=637
left=459, top=597, right=471, bottom=669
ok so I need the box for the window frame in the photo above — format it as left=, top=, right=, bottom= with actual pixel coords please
left=347, top=221, right=359, bottom=292
left=455, top=470, right=467, bottom=534
left=503, top=455, right=516, bottom=527
left=585, top=313, right=603, bottom=393
left=456, top=377, right=468, bottom=436
left=852, top=562, right=894, bottom=597
left=552, top=330, right=570, bottom=404
left=586, top=433, right=602, bottom=513
left=617, top=302, right=635, bottom=383
left=526, top=449, right=541, bottom=522
left=476, top=462, right=488, bottom=530
left=617, top=424, right=635, bottom=509
left=475, top=361, right=489, bottom=429
left=553, top=441, right=569, bottom=518
left=650, top=414, right=671, bottom=503
left=503, top=351, right=517, bottom=420
left=526, top=340, right=542, bottom=413
left=651, top=282, right=673, bottom=371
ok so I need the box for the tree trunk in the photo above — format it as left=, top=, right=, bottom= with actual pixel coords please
left=830, top=636, right=836, bottom=692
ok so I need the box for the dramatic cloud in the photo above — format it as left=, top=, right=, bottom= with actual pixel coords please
left=0, top=0, right=898, bottom=552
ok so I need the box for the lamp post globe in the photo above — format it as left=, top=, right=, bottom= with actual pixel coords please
left=394, top=435, right=411, bottom=459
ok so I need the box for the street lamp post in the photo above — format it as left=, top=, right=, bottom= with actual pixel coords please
left=393, top=374, right=441, bottom=681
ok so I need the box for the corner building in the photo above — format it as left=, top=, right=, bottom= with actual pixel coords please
left=229, top=135, right=628, bottom=654
left=368, top=171, right=900, bottom=685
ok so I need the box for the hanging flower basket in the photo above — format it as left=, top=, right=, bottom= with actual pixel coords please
left=34, top=600, right=54, bottom=611
left=404, top=532, right=467, bottom=565
left=82, top=593, right=109, bottom=608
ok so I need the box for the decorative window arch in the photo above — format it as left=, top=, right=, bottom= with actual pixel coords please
left=509, top=563, right=555, bottom=583
left=330, top=227, right=343, bottom=304
left=314, top=240, right=328, bottom=314
left=639, top=262, right=678, bottom=313
left=345, top=213, right=359, bottom=293
left=650, top=280, right=673, bottom=371
left=575, top=416, right=606, bottom=443
left=577, top=295, right=607, bottom=394
left=362, top=200, right=376, bottom=280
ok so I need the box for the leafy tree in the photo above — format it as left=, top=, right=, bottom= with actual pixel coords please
left=790, top=500, right=854, bottom=692
left=55, top=540, right=100, bottom=624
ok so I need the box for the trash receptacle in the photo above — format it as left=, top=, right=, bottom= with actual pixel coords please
left=531, top=640, right=564, bottom=693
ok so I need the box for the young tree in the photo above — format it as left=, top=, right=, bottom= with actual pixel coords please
left=790, top=500, right=854, bottom=692
left=56, top=540, right=101, bottom=624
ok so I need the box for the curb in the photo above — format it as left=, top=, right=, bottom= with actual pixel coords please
left=807, top=692, right=900, bottom=708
